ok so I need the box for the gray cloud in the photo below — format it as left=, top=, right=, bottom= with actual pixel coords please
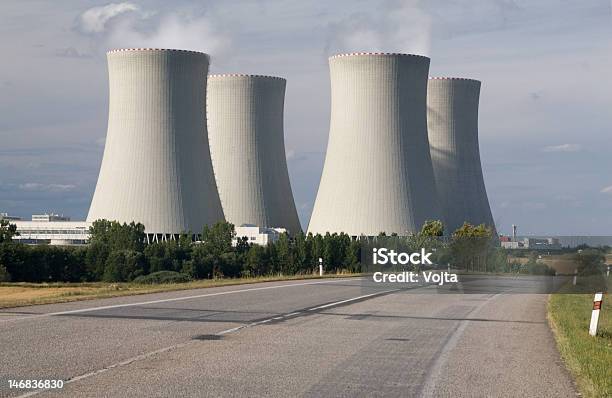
left=18, top=183, right=77, bottom=192
left=2, top=0, right=612, bottom=234
left=600, top=185, right=612, bottom=194
left=541, top=144, right=582, bottom=153
left=54, top=47, right=92, bottom=58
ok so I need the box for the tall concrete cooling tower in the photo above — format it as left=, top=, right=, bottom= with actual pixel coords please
left=308, top=53, right=440, bottom=236
left=87, top=49, right=224, bottom=238
left=207, top=74, right=302, bottom=234
left=427, top=77, right=495, bottom=234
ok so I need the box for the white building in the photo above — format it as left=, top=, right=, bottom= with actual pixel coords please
left=32, top=213, right=70, bottom=222
left=501, top=237, right=561, bottom=250
left=0, top=213, right=21, bottom=221
left=12, top=219, right=90, bottom=245
left=233, top=224, right=287, bottom=246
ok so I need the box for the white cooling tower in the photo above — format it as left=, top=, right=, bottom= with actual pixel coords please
left=308, top=53, right=441, bottom=236
left=87, top=49, right=224, bottom=238
left=207, top=74, right=302, bottom=234
left=427, top=77, right=495, bottom=234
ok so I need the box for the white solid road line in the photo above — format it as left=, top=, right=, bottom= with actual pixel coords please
left=14, top=286, right=396, bottom=398
left=419, top=293, right=502, bottom=398
left=15, top=342, right=193, bottom=398
left=306, top=290, right=400, bottom=311
left=0, top=278, right=361, bottom=323
left=217, top=289, right=398, bottom=335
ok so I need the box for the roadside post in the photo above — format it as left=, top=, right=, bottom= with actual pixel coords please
left=319, top=258, right=323, bottom=276
left=589, top=293, right=603, bottom=337
left=607, top=265, right=610, bottom=278
left=573, top=269, right=577, bottom=286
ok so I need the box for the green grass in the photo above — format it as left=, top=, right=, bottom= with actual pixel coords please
left=548, top=293, right=612, bottom=397
left=0, top=273, right=361, bottom=309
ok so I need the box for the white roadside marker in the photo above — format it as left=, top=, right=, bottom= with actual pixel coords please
left=319, top=257, right=323, bottom=276
left=572, top=269, right=577, bottom=286
left=589, top=292, right=603, bottom=337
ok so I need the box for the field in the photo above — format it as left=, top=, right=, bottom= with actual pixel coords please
left=548, top=293, right=611, bottom=398
left=0, top=273, right=358, bottom=309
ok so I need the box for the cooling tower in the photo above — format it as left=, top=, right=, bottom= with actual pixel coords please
left=87, top=49, right=224, bottom=237
left=207, top=74, right=302, bottom=234
left=308, top=53, right=440, bottom=236
left=427, top=77, right=495, bottom=234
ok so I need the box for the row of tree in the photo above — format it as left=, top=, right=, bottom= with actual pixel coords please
left=0, top=218, right=525, bottom=283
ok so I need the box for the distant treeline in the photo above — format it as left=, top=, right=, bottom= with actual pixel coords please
left=0, top=218, right=605, bottom=283
left=0, top=220, right=364, bottom=283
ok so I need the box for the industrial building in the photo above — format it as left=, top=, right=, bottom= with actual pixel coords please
left=308, top=53, right=441, bottom=236
left=31, top=213, right=70, bottom=222
left=427, top=78, right=495, bottom=234
left=0, top=213, right=21, bottom=221
left=233, top=224, right=287, bottom=246
left=87, top=49, right=224, bottom=240
left=207, top=74, right=302, bottom=234
left=500, top=237, right=561, bottom=250
left=6, top=214, right=90, bottom=245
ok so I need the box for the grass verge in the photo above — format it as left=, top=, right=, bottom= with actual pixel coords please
left=548, top=293, right=611, bottom=398
left=0, top=273, right=360, bottom=309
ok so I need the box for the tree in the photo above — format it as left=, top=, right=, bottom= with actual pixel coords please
left=103, top=250, right=146, bottom=282
left=0, top=243, right=28, bottom=281
left=0, top=219, right=18, bottom=243
left=276, top=233, right=293, bottom=274
left=0, top=263, right=10, bottom=282
left=293, top=233, right=312, bottom=273
left=86, top=241, right=111, bottom=280
left=202, top=222, right=235, bottom=257
left=88, top=219, right=146, bottom=252
left=575, top=248, right=605, bottom=275
left=451, top=222, right=493, bottom=272
left=244, top=245, right=267, bottom=276
left=344, top=239, right=361, bottom=272
left=420, top=220, right=444, bottom=237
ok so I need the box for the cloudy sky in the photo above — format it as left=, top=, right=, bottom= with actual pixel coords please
left=1, top=0, right=612, bottom=236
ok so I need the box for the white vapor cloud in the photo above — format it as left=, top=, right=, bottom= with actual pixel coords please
left=78, top=2, right=139, bottom=33
left=108, top=14, right=229, bottom=54
left=600, top=185, right=612, bottom=193
left=76, top=3, right=230, bottom=55
left=326, top=0, right=431, bottom=56
left=541, top=144, right=582, bottom=152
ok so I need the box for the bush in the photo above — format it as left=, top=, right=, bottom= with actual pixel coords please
left=103, top=250, right=146, bottom=282
left=0, top=263, right=10, bottom=282
left=132, top=271, right=191, bottom=284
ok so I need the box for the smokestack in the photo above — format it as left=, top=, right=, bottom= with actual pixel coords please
left=427, top=77, right=495, bottom=234
left=308, top=53, right=440, bottom=236
left=88, top=49, right=224, bottom=236
left=207, top=74, right=302, bottom=234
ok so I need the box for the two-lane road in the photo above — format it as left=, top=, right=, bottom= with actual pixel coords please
left=0, top=278, right=576, bottom=397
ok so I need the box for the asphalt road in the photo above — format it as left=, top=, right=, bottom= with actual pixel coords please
left=0, top=277, right=577, bottom=397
